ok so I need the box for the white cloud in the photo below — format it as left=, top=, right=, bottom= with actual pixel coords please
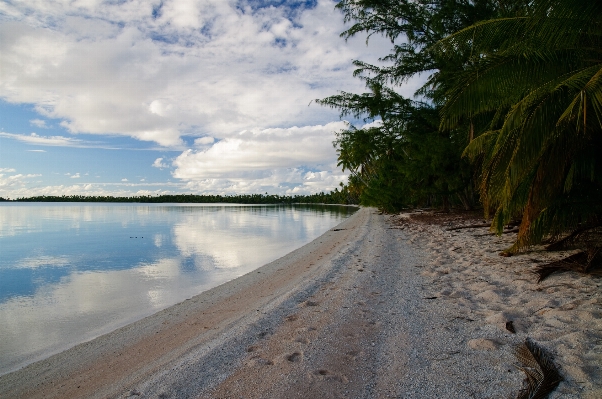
left=181, top=167, right=348, bottom=196
left=121, top=178, right=128, bottom=182
left=29, top=119, right=48, bottom=128
left=362, top=119, right=384, bottom=129
left=194, top=136, right=215, bottom=146
left=0, top=132, right=85, bottom=147
left=70, top=173, right=81, bottom=179
left=152, top=158, right=169, bottom=169
left=0, top=172, right=42, bottom=189
left=26, top=149, right=47, bottom=152
left=171, top=122, right=349, bottom=194
left=0, top=0, right=425, bottom=195
left=0, top=132, right=119, bottom=149
left=174, top=122, right=345, bottom=179
left=0, top=182, right=185, bottom=199
left=0, top=0, right=399, bottom=148
left=0, top=168, right=17, bottom=173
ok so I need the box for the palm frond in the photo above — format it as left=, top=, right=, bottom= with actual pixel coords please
left=515, top=338, right=563, bottom=399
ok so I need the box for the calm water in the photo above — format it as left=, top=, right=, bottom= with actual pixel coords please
left=0, top=203, right=356, bottom=375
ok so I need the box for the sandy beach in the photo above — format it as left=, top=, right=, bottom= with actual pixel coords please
left=0, top=207, right=600, bottom=399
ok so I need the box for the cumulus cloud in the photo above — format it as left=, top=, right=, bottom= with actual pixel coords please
left=173, top=122, right=345, bottom=179
left=194, top=136, right=215, bottom=146
left=180, top=167, right=348, bottom=196
left=0, top=171, right=42, bottom=190
left=0, top=181, right=185, bottom=199
left=121, top=178, right=128, bottom=182
left=0, top=0, right=398, bottom=148
left=70, top=173, right=80, bottom=179
left=0, top=0, right=424, bottom=195
left=171, top=122, right=349, bottom=194
left=152, top=158, right=169, bottom=169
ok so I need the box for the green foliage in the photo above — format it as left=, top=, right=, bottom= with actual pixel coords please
left=319, top=0, right=495, bottom=211
left=435, top=0, right=602, bottom=251
left=324, top=0, right=602, bottom=253
left=11, top=192, right=359, bottom=205
left=327, top=103, right=475, bottom=212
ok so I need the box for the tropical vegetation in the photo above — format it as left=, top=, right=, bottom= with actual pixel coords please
left=321, top=0, right=602, bottom=255
left=3, top=190, right=358, bottom=205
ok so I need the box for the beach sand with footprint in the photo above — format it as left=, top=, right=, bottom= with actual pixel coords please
left=392, top=211, right=602, bottom=399
left=0, top=208, right=599, bottom=398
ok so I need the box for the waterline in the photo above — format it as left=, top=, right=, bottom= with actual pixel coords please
left=0, top=203, right=356, bottom=375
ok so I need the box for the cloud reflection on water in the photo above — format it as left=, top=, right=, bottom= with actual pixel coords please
left=0, top=203, right=355, bottom=375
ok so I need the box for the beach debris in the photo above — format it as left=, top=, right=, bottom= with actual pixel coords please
left=534, top=247, right=602, bottom=282
left=515, top=338, right=562, bottom=399
left=473, top=228, right=519, bottom=237
left=545, top=225, right=602, bottom=252
left=506, top=320, right=516, bottom=333
left=446, top=223, right=491, bottom=231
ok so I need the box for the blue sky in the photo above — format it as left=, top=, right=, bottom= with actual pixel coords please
left=0, top=0, right=421, bottom=198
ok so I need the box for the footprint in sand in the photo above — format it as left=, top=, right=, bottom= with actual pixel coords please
left=286, top=351, right=302, bottom=362
left=285, top=314, right=299, bottom=322
left=312, top=369, right=348, bottom=383
left=257, top=331, right=270, bottom=338
left=345, top=350, right=361, bottom=360
left=248, top=355, right=274, bottom=366
left=468, top=338, right=502, bottom=350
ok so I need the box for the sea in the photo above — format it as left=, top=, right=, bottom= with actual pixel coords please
left=0, top=202, right=356, bottom=375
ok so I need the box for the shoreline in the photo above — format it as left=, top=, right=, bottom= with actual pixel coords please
left=0, top=207, right=371, bottom=398
left=0, top=202, right=357, bottom=377
left=0, top=208, right=599, bottom=398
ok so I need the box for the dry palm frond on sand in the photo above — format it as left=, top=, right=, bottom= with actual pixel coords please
left=515, top=339, right=563, bottom=399
left=534, top=247, right=602, bottom=282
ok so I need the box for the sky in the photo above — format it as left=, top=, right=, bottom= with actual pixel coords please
left=0, top=0, right=421, bottom=198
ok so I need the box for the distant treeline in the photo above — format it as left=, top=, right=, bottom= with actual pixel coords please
left=1, top=188, right=359, bottom=205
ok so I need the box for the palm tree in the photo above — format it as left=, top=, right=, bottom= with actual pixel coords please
left=435, top=0, right=602, bottom=253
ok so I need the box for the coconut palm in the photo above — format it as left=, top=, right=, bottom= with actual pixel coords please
left=435, top=0, right=602, bottom=253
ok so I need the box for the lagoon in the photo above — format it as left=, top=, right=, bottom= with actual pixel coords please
left=0, top=203, right=356, bottom=375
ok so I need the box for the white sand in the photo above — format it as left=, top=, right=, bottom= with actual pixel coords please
left=392, top=211, right=602, bottom=398
left=0, top=207, right=599, bottom=399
